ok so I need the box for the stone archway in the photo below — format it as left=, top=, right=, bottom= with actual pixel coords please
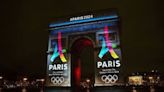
left=70, top=37, right=95, bottom=88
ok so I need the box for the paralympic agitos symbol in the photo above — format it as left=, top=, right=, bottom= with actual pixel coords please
left=98, top=26, right=119, bottom=59
left=50, top=32, right=67, bottom=63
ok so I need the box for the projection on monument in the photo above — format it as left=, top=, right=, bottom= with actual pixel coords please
left=47, top=11, right=122, bottom=87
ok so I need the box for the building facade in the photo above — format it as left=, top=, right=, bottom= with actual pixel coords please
left=46, top=10, right=122, bottom=87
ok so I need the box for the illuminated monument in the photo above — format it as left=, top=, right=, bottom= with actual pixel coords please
left=47, top=10, right=122, bottom=87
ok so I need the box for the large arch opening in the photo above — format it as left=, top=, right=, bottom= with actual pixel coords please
left=70, top=37, right=95, bottom=88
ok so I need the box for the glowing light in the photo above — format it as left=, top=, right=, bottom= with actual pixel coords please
left=36, top=79, right=45, bottom=82
left=75, top=60, right=81, bottom=85
left=50, top=43, right=59, bottom=62
left=50, top=43, right=66, bottom=62
left=58, top=32, right=67, bottom=62
left=0, top=76, right=3, bottom=79
left=23, top=77, right=28, bottom=81
left=49, top=15, right=118, bottom=27
left=86, top=78, right=91, bottom=83
left=98, top=38, right=109, bottom=59
left=98, top=26, right=119, bottom=59
left=50, top=32, right=67, bottom=63
left=75, top=67, right=81, bottom=83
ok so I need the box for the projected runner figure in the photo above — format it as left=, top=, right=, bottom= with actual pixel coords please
left=50, top=32, right=67, bottom=63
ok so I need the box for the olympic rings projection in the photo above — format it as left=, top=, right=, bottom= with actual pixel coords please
left=101, top=74, right=118, bottom=83
left=51, top=77, right=65, bottom=85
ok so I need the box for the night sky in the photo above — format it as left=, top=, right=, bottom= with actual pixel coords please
left=0, top=0, right=164, bottom=78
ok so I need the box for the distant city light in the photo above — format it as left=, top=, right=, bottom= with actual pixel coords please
left=23, top=77, right=28, bottom=81
left=128, top=76, right=143, bottom=85
left=0, top=76, right=3, bottom=79
left=36, top=78, right=45, bottom=82
left=148, top=77, right=153, bottom=80
left=41, top=79, right=45, bottom=82
left=157, top=76, right=160, bottom=80
left=86, top=78, right=90, bottom=83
